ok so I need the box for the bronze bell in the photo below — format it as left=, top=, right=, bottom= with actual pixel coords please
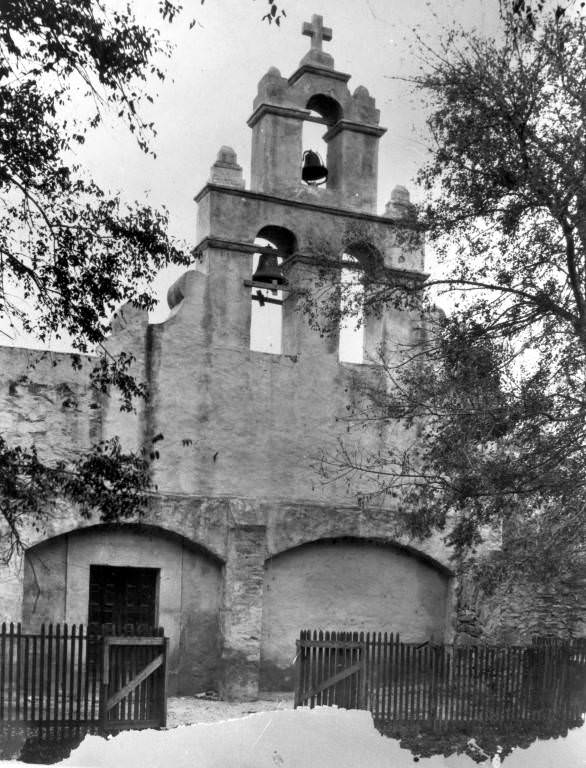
left=302, top=149, right=328, bottom=185
left=252, top=252, right=288, bottom=289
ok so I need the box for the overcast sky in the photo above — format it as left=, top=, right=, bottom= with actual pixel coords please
left=5, top=0, right=500, bottom=346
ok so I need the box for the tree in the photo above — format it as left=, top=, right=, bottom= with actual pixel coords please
left=315, top=10, right=586, bottom=587
left=0, top=0, right=197, bottom=562
left=506, top=0, right=585, bottom=30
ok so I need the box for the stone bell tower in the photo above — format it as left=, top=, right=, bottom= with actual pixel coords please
left=155, top=14, right=431, bottom=699
left=248, top=13, right=386, bottom=211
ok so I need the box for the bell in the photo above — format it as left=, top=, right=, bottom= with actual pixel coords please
left=302, top=149, right=328, bottom=185
left=252, top=252, right=288, bottom=288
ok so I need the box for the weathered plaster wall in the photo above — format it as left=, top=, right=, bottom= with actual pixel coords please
left=0, top=256, right=456, bottom=701
left=259, top=539, right=450, bottom=690
left=100, top=304, right=149, bottom=455
left=114, top=261, right=420, bottom=510
left=22, top=525, right=222, bottom=695
left=0, top=347, right=98, bottom=462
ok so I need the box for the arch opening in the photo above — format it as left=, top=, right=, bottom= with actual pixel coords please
left=250, top=226, right=296, bottom=355
left=301, top=119, right=328, bottom=188
left=301, top=95, right=342, bottom=190
left=339, top=253, right=364, bottom=363
left=339, top=242, right=384, bottom=364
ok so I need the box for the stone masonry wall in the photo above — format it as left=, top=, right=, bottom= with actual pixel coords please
left=456, top=566, right=586, bottom=645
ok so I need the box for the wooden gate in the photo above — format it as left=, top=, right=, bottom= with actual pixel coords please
left=294, top=630, right=366, bottom=709
left=99, top=631, right=168, bottom=730
left=0, top=623, right=168, bottom=732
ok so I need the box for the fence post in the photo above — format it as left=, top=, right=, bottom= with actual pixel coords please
left=16, top=622, right=22, bottom=720
left=161, top=636, right=169, bottom=727
left=99, top=635, right=110, bottom=731
left=293, top=637, right=301, bottom=708
left=359, top=637, right=367, bottom=710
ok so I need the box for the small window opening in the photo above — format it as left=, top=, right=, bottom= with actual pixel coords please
left=250, top=238, right=283, bottom=354
left=339, top=254, right=364, bottom=363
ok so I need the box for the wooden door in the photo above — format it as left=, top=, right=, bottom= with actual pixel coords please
left=88, top=566, right=158, bottom=633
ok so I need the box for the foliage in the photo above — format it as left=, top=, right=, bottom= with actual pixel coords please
left=0, top=0, right=191, bottom=355
left=505, top=0, right=585, bottom=30
left=0, top=433, right=161, bottom=565
left=261, top=0, right=287, bottom=25
left=316, top=12, right=586, bottom=580
left=0, top=0, right=193, bottom=556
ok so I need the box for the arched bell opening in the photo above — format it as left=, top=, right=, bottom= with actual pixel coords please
left=249, top=226, right=297, bottom=355
left=301, top=122, right=328, bottom=187
left=338, top=253, right=364, bottom=363
left=338, top=242, right=383, bottom=364
left=301, top=95, right=342, bottom=188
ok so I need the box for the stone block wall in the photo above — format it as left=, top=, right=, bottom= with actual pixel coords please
left=456, top=565, right=586, bottom=645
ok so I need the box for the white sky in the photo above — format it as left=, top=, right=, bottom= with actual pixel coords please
left=3, top=0, right=500, bottom=348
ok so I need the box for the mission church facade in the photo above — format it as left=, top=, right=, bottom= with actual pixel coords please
left=0, top=16, right=556, bottom=699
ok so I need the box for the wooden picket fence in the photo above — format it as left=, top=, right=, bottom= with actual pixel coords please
left=294, top=630, right=586, bottom=726
left=533, top=635, right=586, bottom=661
left=0, top=623, right=168, bottom=732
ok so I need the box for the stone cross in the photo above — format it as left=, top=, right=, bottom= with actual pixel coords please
left=302, top=14, right=332, bottom=53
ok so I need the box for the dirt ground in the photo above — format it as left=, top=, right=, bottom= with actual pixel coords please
left=166, top=694, right=294, bottom=727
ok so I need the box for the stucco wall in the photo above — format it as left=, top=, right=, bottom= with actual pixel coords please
left=259, top=539, right=450, bottom=690
left=112, top=260, right=420, bottom=511
left=0, top=347, right=98, bottom=463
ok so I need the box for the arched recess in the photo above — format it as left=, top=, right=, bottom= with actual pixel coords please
left=259, top=537, right=450, bottom=691
left=301, top=94, right=342, bottom=189
left=23, top=524, right=224, bottom=695
left=250, top=225, right=297, bottom=354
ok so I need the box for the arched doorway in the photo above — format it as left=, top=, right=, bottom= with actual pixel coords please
left=23, top=524, right=223, bottom=695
